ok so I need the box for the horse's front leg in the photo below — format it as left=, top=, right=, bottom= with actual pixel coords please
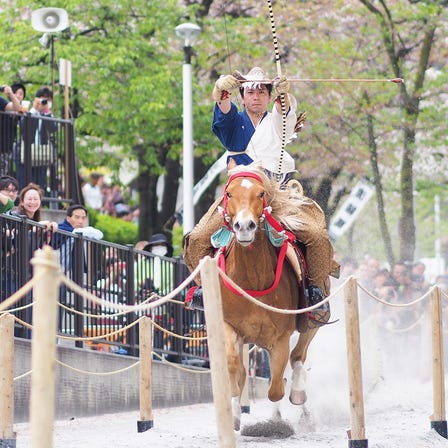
left=223, top=322, right=245, bottom=430
left=267, top=334, right=291, bottom=402
left=289, top=327, right=319, bottom=404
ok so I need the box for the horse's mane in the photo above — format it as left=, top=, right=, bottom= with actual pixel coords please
left=227, top=163, right=307, bottom=231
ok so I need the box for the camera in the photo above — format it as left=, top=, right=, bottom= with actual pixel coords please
left=40, top=99, right=48, bottom=105
left=0, top=86, right=5, bottom=92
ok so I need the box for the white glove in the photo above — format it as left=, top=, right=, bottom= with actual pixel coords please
left=273, top=75, right=289, bottom=96
left=212, top=75, right=240, bottom=102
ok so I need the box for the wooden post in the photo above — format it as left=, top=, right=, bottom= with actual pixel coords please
left=30, top=247, right=61, bottom=448
left=430, top=286, right=447, bottom=438
left=0, top=313, right=16, bottom=447
left=240, top=344, right=250, bottom=414
left=201, top=257, right=236, bottom=448
left=137, top=316, right=154, bottom=432
left=344, top=277, right=368, bottom=448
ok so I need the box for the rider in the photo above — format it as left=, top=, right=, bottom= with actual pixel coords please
left=183, top=67, right=338, bottom=327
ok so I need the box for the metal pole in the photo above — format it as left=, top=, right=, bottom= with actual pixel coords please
left=182, top=45, right=194, bottom=235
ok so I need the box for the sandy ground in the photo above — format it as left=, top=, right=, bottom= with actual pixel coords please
left=13, top=291, right=448, bottom=447
left=14, top=377, right=446, bottom=448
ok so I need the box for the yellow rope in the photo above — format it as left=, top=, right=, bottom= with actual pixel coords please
left=0, top=272, right=44, bottom=312
left=0, top=301, right=33, bottom=314
left=55, top=358, right=140, bottom=376
left=58, top=316, right=144, bottom=342
left=14, top=370, right=33, bottom=381
left=357, top=281, right=432, bottom=307
left=151, top=351, right=210, bottom=374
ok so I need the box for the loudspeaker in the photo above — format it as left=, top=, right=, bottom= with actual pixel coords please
left=31, top=8, right=69, bottom=33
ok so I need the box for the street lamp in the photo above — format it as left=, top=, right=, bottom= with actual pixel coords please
left=175, top=22, right=201, bottom=235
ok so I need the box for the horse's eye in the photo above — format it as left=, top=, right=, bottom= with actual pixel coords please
left=259, top=191, right=265, bottom=199
left=226, top=192, right=232, bottom=199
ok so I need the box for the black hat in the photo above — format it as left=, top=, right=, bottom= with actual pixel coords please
left=145, top=233, right=169, bottom=248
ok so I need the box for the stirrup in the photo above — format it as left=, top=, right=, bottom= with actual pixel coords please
left=306, top=285, right=330, bottom=328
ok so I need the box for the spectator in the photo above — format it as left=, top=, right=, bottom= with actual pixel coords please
left=96, top=257, right=127, bottom=316
left=0, top=176, right=19, bottom=301
left=82, top=172, right=104, bottom=212
left=143, top=233, right=174, bottom=295
left=18, top=86, right=57, bottom=188
left=53, top=204, right=103, bottom=274
left=0, top=175, right=18, bottom=212
left=0, top=83, right=24, bottom=175
left=340, top=256, right=359, bottom=278
left=410, top=261, right=430, bottom=294
left=391, top=261, right=413, bottom=301
left=115, top=202, right=131, bottom=219
left=373, top=268, right=396, bottom=299
left=0, top=189, right=14, bottom=213
left=133, top=240, right=157, bottom=301
left=0, top=84, right=22, bottom=112
left=14, top=182, right=57, bottom=229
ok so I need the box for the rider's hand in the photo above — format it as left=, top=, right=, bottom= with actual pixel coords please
left=212, top=75, right=240, bottom=102
left=273, top=75, right=289, bottom=96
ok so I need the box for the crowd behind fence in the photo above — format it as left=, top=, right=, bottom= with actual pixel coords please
left=0, top=212, right=212, bottom=366
left=0, top=110, right=82, bottom=205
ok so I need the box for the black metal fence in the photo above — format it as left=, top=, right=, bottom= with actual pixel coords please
left=0, top=110, right=82, bottom=205
left=0, top=213, right=209, bottom=366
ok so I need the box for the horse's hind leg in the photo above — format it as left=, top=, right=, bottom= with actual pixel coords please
left=289, top=328, right=319, bottom=404
left=223, top=322, right=244, bottom=430
left=266, top=335, right=291, bottom=402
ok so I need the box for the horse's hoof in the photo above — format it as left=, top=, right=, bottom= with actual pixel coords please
left=289, top=389, right=307, bottom=405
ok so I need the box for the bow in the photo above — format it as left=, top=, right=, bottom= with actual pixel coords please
left=266, top=0, right=287, bottom=180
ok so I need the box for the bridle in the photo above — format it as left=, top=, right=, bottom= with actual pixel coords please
left=217, top=171, right=296, bottom=297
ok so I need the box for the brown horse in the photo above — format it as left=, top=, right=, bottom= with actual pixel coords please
left=214, top=166, right=319, bottom=430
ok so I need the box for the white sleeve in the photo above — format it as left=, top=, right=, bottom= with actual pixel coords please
left=73, top=226, right=104, bottom=240
left=271, top=94, right=297, bottom=141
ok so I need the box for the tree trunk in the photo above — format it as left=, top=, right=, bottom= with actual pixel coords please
left=363, top=91, right=395, bottom=267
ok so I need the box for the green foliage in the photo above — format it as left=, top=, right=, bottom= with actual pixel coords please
left=171, top=224, right=184, bottom=257
left=89, top=211, right=138, bottom=245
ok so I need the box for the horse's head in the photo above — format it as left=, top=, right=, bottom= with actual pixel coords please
left=222, top=170, right=267, bottom=246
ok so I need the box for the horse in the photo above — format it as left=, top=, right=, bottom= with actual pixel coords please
left=212, top=165, right=320, bottom=430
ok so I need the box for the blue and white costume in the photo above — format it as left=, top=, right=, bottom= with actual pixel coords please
left=212, top=95, right=298, bottom=177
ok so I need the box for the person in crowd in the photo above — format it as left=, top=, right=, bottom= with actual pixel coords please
left=183, top=66, right=338, bottom=326
left=56, top=204, right=103, bottom=239
left=18, top=86, right=57, bottom=188
left=82, top=172, right=104, bottom=212
left=95, top=257, right=127, bottom=316
left=115, top=202, right=131, bottom=219
left=52, top=204, right=103, bottom=275
left=143, top=233, right=174, bottom=294
left=0, top=188, right=14, bottom=213
left=0, top=84, right=22, bottom=112
left=391, top=261, right=413, bottom=301
left=0, top=175, right=18, bottom=210
left=410, top=261, right=430, bottom=294
left=0, top=83, right=24, bottom=175
left=340, top=256, right=359, bottom=278
left=11, top=83, right=27, bottom=108
left=14, top=182, right=57, bottom=229
left=387, top=260, right=422, bottom=326
left=0, top=177, right=18, bottom=300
